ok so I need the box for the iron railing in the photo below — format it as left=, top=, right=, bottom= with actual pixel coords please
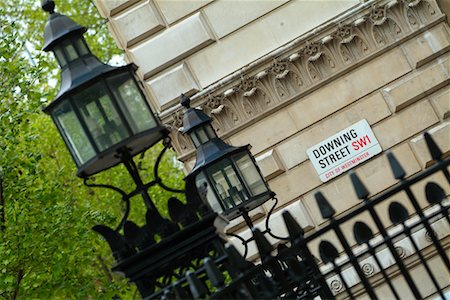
left=152, top=132, right=450, bottom=299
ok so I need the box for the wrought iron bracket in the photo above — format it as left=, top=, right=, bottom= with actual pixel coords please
left=84, top=141, right=185, bottom=231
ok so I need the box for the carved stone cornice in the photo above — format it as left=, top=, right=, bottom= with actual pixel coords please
left=162, top=0, right=444, bottom=162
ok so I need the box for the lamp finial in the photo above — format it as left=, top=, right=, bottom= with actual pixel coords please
left=181, top=93, right=191, bottom=109
left=42, top=0, right=55, bottom=14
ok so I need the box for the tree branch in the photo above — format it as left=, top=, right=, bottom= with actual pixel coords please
left=12, top=269, right=24, bottom=300
left=96, top=255, right=112, bottom=282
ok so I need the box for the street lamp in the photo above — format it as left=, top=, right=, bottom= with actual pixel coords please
left=182, top=94, right=274, bottom=221
left=41, top=0, right=167, bottom=179
left=40, top=2, right=279, bottom=297
left=40, top=3, right=228, bottom=298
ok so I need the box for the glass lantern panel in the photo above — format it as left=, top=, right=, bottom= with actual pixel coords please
left=75, top=38, right=89, bottom=56
left=195, top=128, right=209, bottom=144
left=224, top=164, right=248, bottom=203
left=53, top=101, right=95, bottom=165
left=190, top=132, right=200, bottom=148
left=205, top=125, right=217, bottom=139
left=64, top=44, right=78, bottom=61
left=207, top=159, right=247, bottom=210
left=195, top=172, right=222, bottom=213
left=234, top=152, right=268, bottom=196
left=54, top=47, right=67, bottom=67
left=107, top=73, right=157, bottom=134
left=74, top=83, right=129, bottom=152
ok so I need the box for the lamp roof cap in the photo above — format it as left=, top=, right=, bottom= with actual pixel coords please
left=180, top=94, right=212, bottom=134
left=42, top=0, right=87, bottom=51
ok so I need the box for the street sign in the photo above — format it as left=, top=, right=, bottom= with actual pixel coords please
left=306, top=119, right=382, bottom=182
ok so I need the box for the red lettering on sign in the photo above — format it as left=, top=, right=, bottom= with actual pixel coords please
left=325, top=170, right=335, bottom=179
left=339, top=151, right=370, bottom=170
left=352, top=135, right=371, bottom=151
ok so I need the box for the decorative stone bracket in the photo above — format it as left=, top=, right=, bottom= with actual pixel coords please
left=162, top=0, right=444, bottom=162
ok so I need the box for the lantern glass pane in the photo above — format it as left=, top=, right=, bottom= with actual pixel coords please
left=196, top=128, right=209, bottom=144
left=234, top=153, right=268, bottom=196
left=195, top=172, right=222, bottom=213
left=191, top=125, right=216, bottom=147
left=65, top=44, right=78, bottom=61
left=75, top=38, right=89, bottom=56
left=53, top=101, right=95, bottom=165
left=190, top=132, right=200, bottom=147
left=207, top=159, right=248, bottom=210
left=205, top=125, right=216, bottom=139
left=74, top=82, right=130, bottom=152
left=107, top=73, right=157, bottom=134
left=54, top=47, right=67, bottom=67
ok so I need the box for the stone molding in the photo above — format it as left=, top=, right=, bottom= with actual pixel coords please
left=162, top=0, right=445, bottom=161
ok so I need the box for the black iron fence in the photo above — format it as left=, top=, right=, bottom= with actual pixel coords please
left=150, top=133, right=450, bottom=300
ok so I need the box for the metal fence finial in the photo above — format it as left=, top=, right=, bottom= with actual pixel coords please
left=92, top=224, right=136, bottom=262
left=319, top=240, right=339, bottom=264
left=124, top=220, right=154, bottom=250
left=204, top=257, right=225, bottom=288
left=315, top=191, right=336, bottom=219
left=353, top=221, right=374, bottom=245
left=172, top=280, right=191, bottom=299
left=387, top=151, right=406, bottom=179
left=424, top=132, right=443, bottom=161
left=186, top=270, right=208, bottom=299
left=425, top=182, right=446, bottom=204
left=224, top=244, right=249, bottom=275
left=388, top=201, right=409, bottom=225
left=252, top=228, right=273, bottom=261
left=282, top=210, right=304, bottom=239
left=349, top=171, right=370, bottom=199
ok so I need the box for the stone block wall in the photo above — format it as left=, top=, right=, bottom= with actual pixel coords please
left=96, top=0, right=359, bottom=110
left=96, top=0, right=450, bottom=294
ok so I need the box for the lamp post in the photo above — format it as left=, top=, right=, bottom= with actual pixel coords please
left=40, top=1, right=282, bottom=298
left=40, top=1, right=227, bottom=297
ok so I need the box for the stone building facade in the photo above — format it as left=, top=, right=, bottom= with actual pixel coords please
left=95, top=0, right=450, bottom=297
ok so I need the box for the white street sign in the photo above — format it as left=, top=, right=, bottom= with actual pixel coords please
left=306, top=119, right=382, bottom=182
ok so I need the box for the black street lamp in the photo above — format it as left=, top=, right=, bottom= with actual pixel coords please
left=41, top=0, right=167, bottom=179
left=181, top=94, right=275, bottom=221
left=40, top=2, right=280, bottom=298
left=40, top=2, right=227, bottom=298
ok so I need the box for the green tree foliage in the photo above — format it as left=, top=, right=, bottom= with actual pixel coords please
left=0, top=0, right=185, bottom=298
